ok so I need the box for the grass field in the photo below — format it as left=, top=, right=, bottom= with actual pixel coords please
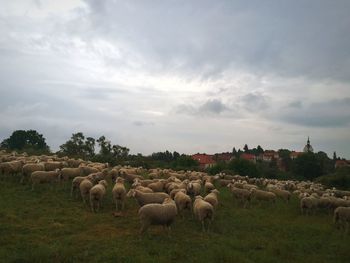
left=0, top=177, right=349, bottom=263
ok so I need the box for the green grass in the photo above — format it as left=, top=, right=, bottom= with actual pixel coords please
left=0, top=177, right=349, bottom=263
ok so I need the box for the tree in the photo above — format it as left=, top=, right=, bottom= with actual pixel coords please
left=243, top=144, right=249, bottom=153
left=232, top=147, right=237, bottom=157
left=59, top=132, right=96, bottom=158
left=333, top=151, right=337, bottom=161
left=293, top=152, right=322, bottom=180
left=1, top=130, right=50, bottom=152
left=256, top=145, right=264, bottom=155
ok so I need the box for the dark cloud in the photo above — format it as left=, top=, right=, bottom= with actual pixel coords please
left=176, top=99, right=231, bottom=116
left=81, top=0, right=350, bottom=81
left=281, top=98, right=350, bottom=127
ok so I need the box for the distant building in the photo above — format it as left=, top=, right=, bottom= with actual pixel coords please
left=191, top=153, right=216, bottom=169
left=335, top=160, right=350, bottom=169
left=303, top=137, right=314, bottom=153
left=260, top=150, right=279, bottom=162
left=240, top=153, right=256, bottom=163
left=214, top=152, right=234, bottom=162
left=290, top=151, right=303, bottom=160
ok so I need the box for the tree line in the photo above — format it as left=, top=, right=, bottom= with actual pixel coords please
left=1, top=130, right=349, bottom=189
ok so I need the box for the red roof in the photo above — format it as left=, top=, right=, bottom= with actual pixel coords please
left=240, top=153, right=256, bottom=160
left=192, top=154, right=216, bottom=165
left=290, top=151, right=303, bottom=158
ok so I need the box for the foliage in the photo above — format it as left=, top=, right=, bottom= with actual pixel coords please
left=59, top=133, right=129, bottom=164
left=315, top=166, right=350, bottom=190
left=0, top=130, right=50, bottom=153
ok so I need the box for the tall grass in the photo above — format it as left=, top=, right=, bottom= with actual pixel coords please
left=0, top=178, right=349, bottom=263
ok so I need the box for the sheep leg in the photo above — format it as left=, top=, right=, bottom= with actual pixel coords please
left=139, top=221, right=149, bottom=235
left=201, top=220, right=205, bottom=232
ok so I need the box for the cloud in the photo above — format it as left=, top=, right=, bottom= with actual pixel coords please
left=280, top=98, right=350, bottom=127
left=241, top=92, right=269, bottom=111
left=176, top=99, right=231, bottom=116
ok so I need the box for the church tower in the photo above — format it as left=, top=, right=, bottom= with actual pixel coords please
left=303, top=137, right=314, bottom=153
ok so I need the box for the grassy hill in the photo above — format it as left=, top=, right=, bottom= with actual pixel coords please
left=0, top=178, right=349, bottom=263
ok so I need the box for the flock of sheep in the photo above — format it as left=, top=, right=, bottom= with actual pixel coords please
left=1, top=150, right=350, bottom=234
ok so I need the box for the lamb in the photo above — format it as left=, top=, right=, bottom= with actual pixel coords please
left=138, top=197, right=178, bottom=234
left=193, top=196, right=214, bottom=232
left=90, top=180, right=108, bottom=212
left=112, top=177, right=126, bottom=211
left=251, top=189, right=276, bottom=204
left=127, top=189, right=170, bottom=207
left=79, top=179, right=94, bottom=204
left=227, top=183, right=251, bottom=208
left=174, top=190, right=192, bottom=217
left=21, top=163, right=45, bottom=183
left=30, top=169, right=61, bottom=190
left=334, top=207, right=350, bottom=233
left=269, top=188, right=291, bottom=203
left=204, top=189, right=220, bottom=210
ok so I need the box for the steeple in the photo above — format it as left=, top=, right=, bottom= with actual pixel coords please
left=303, top=136, right=314, bottom=153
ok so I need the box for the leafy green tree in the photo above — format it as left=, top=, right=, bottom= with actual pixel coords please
left=293, top=152, right=322, bottom=180
left=228, top=159, right=260, bottom=178
left=1, top=130, right=50, bottom=152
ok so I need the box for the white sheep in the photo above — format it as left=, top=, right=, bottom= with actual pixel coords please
left=138, top=197, right=178, bottom=234
left=204, top=182, right=215, bottom=193
left=269, top=188, right=291, bottom=203
left=30, top=169, right=61, bottom=190
left=227, top=183, right=251, bottom=208
left=80, top=179, right=93, bottom=204
left=193, top=196, right=214, bottom=232
left=187, top=181, right=201, bottom=197
left=90, top=180, right=108, bottom=212
left=71, top=176, right=89, bottom=197
left=127, top=189, right=170, bottom=207
left=204, top=189, right=220, bottom=210
left=112, top=177, right=126, bottom=211
left=251, top=189, right=276, bottom=204
left=21, top=163, right=45, bottom=184
left=300, top=196, right=319, bottom=215
left=174, top=190, right=192, bottom=217
left=334, top=207, right=350, bottom=233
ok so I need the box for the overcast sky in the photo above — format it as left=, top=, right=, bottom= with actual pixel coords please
left=1, top=0, right=350, bottom=158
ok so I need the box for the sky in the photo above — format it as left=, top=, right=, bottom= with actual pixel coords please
left=1, top=0, right=350, bottom=158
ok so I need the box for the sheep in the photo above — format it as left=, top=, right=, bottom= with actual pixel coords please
left=138, top=197, right=178, bottom=234
left=0, top=160, right=24, bottom=178
left=170, top=188, right=187, bottom=199
left=193, top=196, right=214, bottom=232
left=30, top=169, right=61, bottom=190
left=300, top=197, right=319, bottom=215
left=251, top=189, right=276, bottom=204
left=21, top=163, right=45, bottom=183
left=79, top=179, right=94, bottom=204
left=147, top=180, right=166, bottom=192
left=204, top=182, right=215, bottom=193
left=44, top=161, right=65, bottom=171
left=132, top=181, right=154, bottom=193
left=174, top=190, right=192, bottom=217
left=112, top=177, right=126, bottom=211
left=334, top=207, right=350, bottom=233
left=269, top=188, right=291, bottom=203
left=61, top=167, right=82, bottom=181
left=71, top=176, right=89, bottom=197
left=204, top=189, right=220, bottom=210
left=227, top=184, right=251, bottom=208
left=127, top=189, right=170, bottom=207
left=79, top=166, right=99, bottom=176
left=187, top=181, right=201, bottom=198
left=90, top=180, right=108, bottom=212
